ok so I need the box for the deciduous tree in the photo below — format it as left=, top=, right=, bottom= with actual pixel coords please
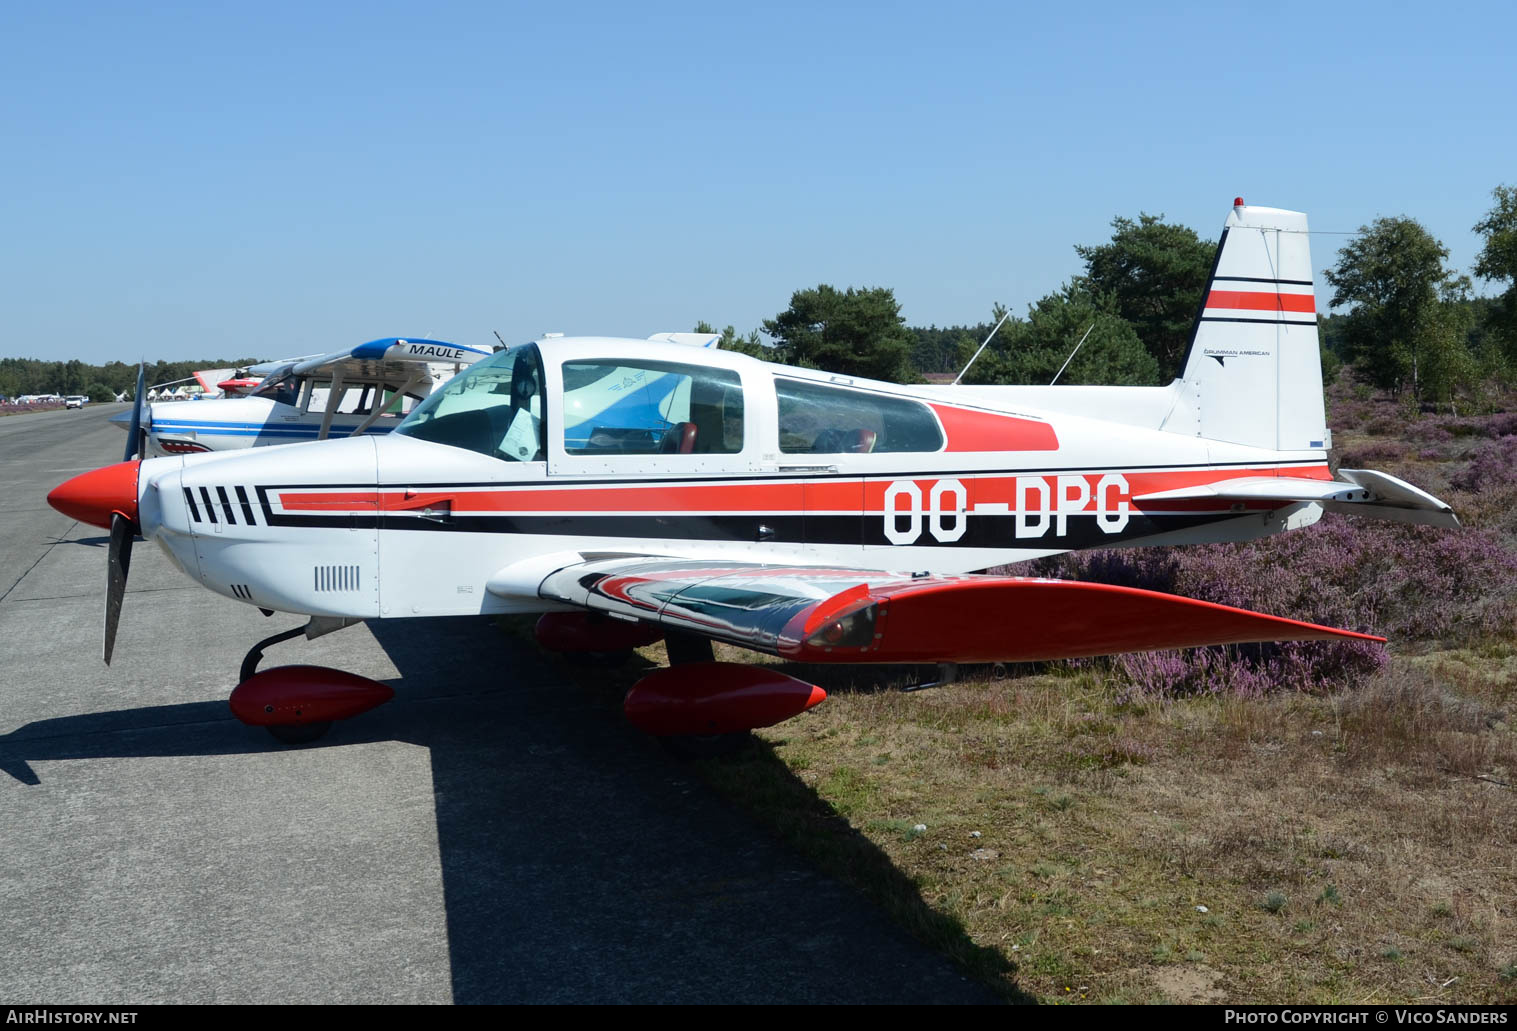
left=1323, top=216, right=1474, bottom=403
left=1474, top=184, right=1517, bottom=354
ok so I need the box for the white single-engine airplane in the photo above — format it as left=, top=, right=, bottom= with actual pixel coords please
left=51, top=202, right=1458, bottom=753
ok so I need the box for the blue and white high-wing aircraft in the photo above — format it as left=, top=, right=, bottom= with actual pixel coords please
left=113, top=337, right=492, bottom=456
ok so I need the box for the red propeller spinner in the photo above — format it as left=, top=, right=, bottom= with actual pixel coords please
left=47, top=460, right=141, bottom=530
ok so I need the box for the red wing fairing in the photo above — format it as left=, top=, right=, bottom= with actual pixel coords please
left=536, top=559, right=1383, bottom=664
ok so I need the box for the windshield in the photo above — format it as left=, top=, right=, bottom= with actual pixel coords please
left=395, top=343, right=545, bottom=461
left=251, top=368, right=300, bottom=407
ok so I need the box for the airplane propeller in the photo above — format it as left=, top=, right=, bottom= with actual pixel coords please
left=102, top=363, right=147, bottom=663
left=104, top=509, right=134, bottom=664
left=122, top=363, right=146, bottom=463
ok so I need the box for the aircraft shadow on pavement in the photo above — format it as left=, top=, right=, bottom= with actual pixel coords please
left=0, top=616, right=1024, bottom=1004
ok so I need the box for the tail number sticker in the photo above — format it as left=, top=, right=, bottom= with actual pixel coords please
left=884, top=479, right=966, bottom=545
left=883, top=475, right=1130, bottom=545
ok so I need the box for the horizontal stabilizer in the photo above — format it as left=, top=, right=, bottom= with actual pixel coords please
left=535, top=558, right=1382, bottom=665
left=1134, top=476, right=1371, bottom=504
left=1134, top=470, right=1459, bottom=528
left=1334, top=469, right=1460, bottom=527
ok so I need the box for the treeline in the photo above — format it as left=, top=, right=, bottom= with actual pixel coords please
left=0, top=357, right=259, bottom=402
left=13, top=186, right=1517, bottom=406
left=701, top=212, right=1214, bottom=386
left=705, top=184, right=1517, bottom=404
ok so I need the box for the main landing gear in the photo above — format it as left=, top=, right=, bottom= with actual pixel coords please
left=229, top=618, right=393, bottom=745
left=654, top=631, right=750, bottom=759
left=535, top=614, right=829, bottom=760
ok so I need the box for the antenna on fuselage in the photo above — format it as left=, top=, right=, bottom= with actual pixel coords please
left=951, top=308, right=1015, bottom=385
left=1049, top=322, right=1096, bottom=385
left=492, top=330, right=507, bottom=351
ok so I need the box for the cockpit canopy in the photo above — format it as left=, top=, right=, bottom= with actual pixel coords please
left=394, top=338, right=947, bottom=464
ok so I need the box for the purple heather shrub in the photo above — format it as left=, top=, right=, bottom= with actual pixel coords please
left=1404, top=420, right=1455, bottom=445
left=1013, top=515, right=1517, bottom=700
left=1326, top=398, right=1372, bottom=431
left=1436, top=412, right=1517, bottom=439
left=1450, top=436, right=1517, bottom=493
left=1336, top=441, right=1404, bottom=466
left=1385, top=459, right=1453, bottom=497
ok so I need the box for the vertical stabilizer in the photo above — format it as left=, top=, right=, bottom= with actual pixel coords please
left=1162, top=200, right=1326, bottom=452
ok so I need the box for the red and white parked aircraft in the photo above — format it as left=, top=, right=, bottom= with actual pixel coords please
left=49, top=201, right=1457, bottom=752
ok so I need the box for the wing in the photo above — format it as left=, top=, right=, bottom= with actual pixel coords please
left=288, top=337, right=491, bottom=385
left=1133, top=471, right=1458, bottom=528
left=520, top=557, right=1382, bottom=664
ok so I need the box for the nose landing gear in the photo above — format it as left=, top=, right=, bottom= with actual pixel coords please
left=231, top=619, right=392, bottom=745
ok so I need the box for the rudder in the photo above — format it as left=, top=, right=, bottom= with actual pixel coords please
left=1163, top=200, right=1327, bottom=453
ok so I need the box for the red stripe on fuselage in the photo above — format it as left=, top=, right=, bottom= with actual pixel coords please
left=1205, top=290, right=1316, bottom=314
left=274, top=464, right=1332, bottom=516
left=929, top=404, right=1059, bottom=452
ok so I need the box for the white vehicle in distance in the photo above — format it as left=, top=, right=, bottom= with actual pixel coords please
left=64, top=395, right=88, bottom=409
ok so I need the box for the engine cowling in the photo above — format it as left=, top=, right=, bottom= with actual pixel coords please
left=624, top=662, right=826, bottom=736
left=229, top=665, right=394, bottom=728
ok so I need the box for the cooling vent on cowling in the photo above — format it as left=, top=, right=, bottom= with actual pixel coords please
left=230, top=584, right=253, bottom=600
left=314, top=565, right=361, bottom=591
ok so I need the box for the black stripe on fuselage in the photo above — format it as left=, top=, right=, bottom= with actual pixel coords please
left=261, top=510, right=1242, bottom=550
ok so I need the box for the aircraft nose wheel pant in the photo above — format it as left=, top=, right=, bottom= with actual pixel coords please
left=229, top=628, right=395, bottom=744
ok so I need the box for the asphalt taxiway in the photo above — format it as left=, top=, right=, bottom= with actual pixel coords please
left=0, top=405, right=1001, bottom=1004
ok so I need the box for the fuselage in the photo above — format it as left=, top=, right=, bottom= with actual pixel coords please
left=137, top=395, right=402, bottom=454
left=130, top=337, right=1331, bottom=620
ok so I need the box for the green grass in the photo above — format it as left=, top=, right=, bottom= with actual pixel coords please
left=533, top=628, right=1517, bottom=1004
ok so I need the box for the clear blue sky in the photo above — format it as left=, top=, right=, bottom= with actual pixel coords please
left=3, top=0, right=1513, bottom=363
